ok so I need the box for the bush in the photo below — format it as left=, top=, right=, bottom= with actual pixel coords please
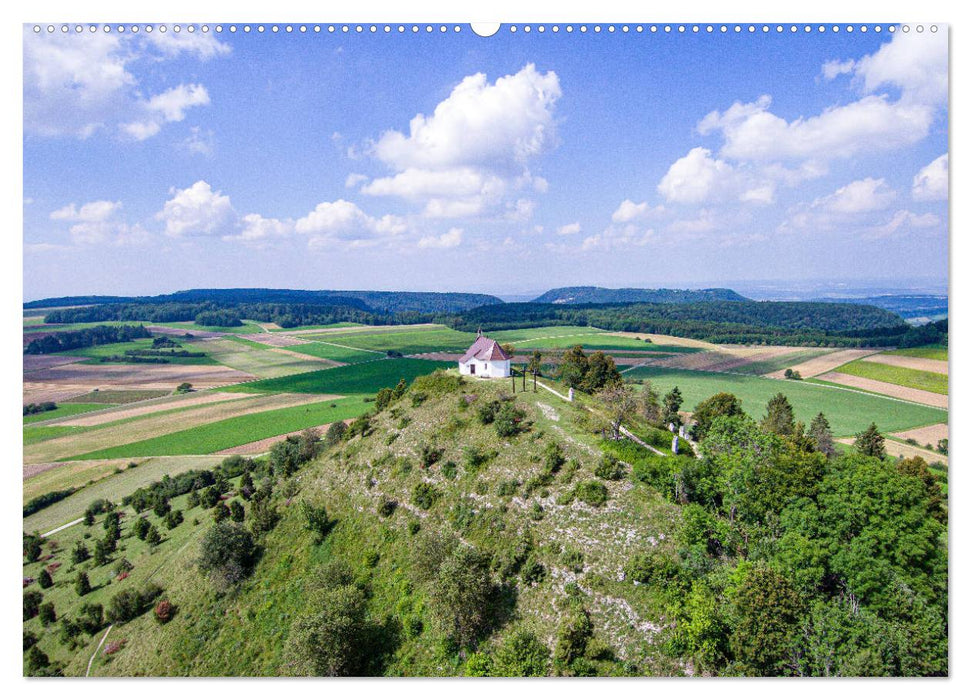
left=283, top=584, right=370, bottom=676
left=594, top=454, right=626, bottom=481
left=75, top=571, right=91, bottom=597
left=495, top=402, right=527, bottom=437
left=198, top=522, right=258, bottom=587
left=154, top=599, right=175, bottom=624
left=106, top=584, right=162, bottom=624
left=419, top=444, right=443, bottom=469
left=464, top=445, right=497, bottom=473
left=497, top=480, right=521, bottom=497
left=38, top=568, right=53, bottom=589
left=39, top=601, right=57, bottom=626
left=378, top=498, right=398, bottom=517
left=413, top=482, right=441, bottom=510
left=624, top=551, right=681, bottom=585
left=249, top=499, right=280, bottom=537
left=477, top=400, right=500, bottom=425
left=23, top=489, right=76, bottom=517
left=229, top=501, right=245, bottom=523
left=77, top=603, right=104, bottom=634
left=132, top=516, right=151, bottom=540
left=575, top=480, right=608, bottom=507
left=24, top=533, right=43, bottom=563
left=145, top=525, right=162, bottom=546
left=492, top=629, right=550, bottom=677
left=302, top=502, right=332, bottom=544
left=325, top=420, right=348, bottom=446
left=24, top=590, right=43, bottom=620
left=165, top=509, right=185, bottom=530
left=561, top=547, right=585, bottom=572
left=26, top=645, right=51, bottom=674
left=442, top=460, right=458, bottom=480
left=433, top=546, right=495, bottom=647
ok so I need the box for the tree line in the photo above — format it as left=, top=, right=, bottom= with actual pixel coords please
left=24, top=324, right=151, bottom=355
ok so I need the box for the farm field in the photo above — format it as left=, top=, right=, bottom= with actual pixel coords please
left=56, top=391, right=249, bottom=427
left=828, top=359, right=948, bottom=395
left=24, top=402, right=110, bottom=424
left=274, top=339, right=381, bottom=365
left=202, top=337, right=336, bottom=378
left=305, top=326, right=478, bottom=354
left=884, top=344, right=948, bottom=361
left=57, top=338, right=219, bottom=365
left=70, top=396, right=372, bottom=460
left=268, top=321, right=363, bottom=332
left=624, top=366, right=947, bottom=437
left=860, top=353, right=948, bottom=375
left=229, top=358, right=452, bottom=396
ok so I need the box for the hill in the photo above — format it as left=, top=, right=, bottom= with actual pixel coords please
left=532, top=287, right=748, bottom=305
left=24, top=367, right=947, bottom=677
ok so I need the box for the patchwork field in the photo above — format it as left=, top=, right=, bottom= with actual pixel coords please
left=834, top=359, right=948, bottom=394
left=71, top=396, right=371, bottom=460
left=25, top=362, right=256, bottom=391
left=884, top=344, right=948, bottom=361
left=284, top=340, right=383, bottom=364
left=56, top=391, right=248, bottom=427
left=762, top=348, right=879, bottom=379
left=202, top=337, right=336, bottom=378
left=305, top=326, right=478, bottom=354
left=58, top=338, right=219, bottom=365
left=861, top=353, right=948, bottom=375
left=23, top=402, right=110, bottom=425
left=892, top=422, right=949, bottom=445
left=624, top=366, right=947, bottom=437
left=229, top=358, right=452, bottom=396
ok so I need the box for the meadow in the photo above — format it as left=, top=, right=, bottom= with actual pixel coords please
left=286, top=341, right=385, bottom=365
left=24, top=403, right=111, bottom=425
left=835, top=359, right=948, bottom=395
left=59, top=338, right=218, bottom=366
left=884, top=345, right=948, bottom=361
left=623, top=366, right=947, bottom=437
left=305, top=326, right=478, bottom=354
left=228, top=358, right=451, bottom=396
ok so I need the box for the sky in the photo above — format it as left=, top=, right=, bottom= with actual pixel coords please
left=22, top=23, right=949, bottom=300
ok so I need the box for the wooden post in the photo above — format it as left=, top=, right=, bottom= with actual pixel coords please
left=522, top=364, right=526, bottom=391
left=533, top=371, right=537, bottom=393
left=511, top=371, right=516, bottom=393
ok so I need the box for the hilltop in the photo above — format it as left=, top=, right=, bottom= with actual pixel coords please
left=532, top=287, right=749, bottom=305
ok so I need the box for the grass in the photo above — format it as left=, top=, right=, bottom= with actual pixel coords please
left=69, top=396, right=372, bottom=460
left=68, top=389, right=172, bottom=404
left=24, top=403, right=112, bottom=425
left=269, top=321, right=363, bottom=332
left=202, top=337, right=331, bottom=379
left=883, top=344, right=948, bottom=361
left=228, top=358, right=452, bottom=396
left=835, top=359, right=948, bottom=395
left=163, top=320, right=265, bottom=334
left=624, top=366, right=947, bottom=437
left=56, top=339, right=218, bottom=366
left=277, top=340, right=381, bottom=365
left=728, top=349, right=834, bottom=376
left=305, top=327, right=478, bottom=354
left=23, top=455, right=226, bottom=533
left=24, top=425, right=86, bottom=445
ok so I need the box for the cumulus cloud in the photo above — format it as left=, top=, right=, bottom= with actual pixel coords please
left=362, top=64, right=560, bottom=220
left=157, top=180, right=235, bottom=237
left=121, top=84, right=210, bottom=140
left=295, top=200, right=407, bottom=248
left=816, top=178, right=897, bottom=214
left=658, top=147, right=737, bottom=204
left=556, top=222, right=581, bottom=236
left=24, top=27, right=228, bottom=140
left=912, top=154, right=948, bottom=201
left=418, top=228, right=463, bottom=249
left=345, top=173, right=369, bottom=188
left=866, top=209, right=941, bottom=239
left=222, top=214, right=294, bottom=248
left=611, top=200, right=665, bottom=223
left=49, top=199, right=146, bottom=245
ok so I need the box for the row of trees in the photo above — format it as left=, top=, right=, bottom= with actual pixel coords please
left=25, top=324, right=151, bottom=354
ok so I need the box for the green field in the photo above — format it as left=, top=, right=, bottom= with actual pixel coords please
left=163, top=320, right=266, bottom=334
left=288, top=340, right=385, bottom=365
left=202, top=337, right=331, bottom=378
left=56, top=338, right=218, bottom=365
left=729, top=349, right=834, bottom=376
left=836, top=359, right=948, bottom=395
left=269, top=321, right=363, bottom=332
left=24, top=425, right=86, bottom=445
left=884, top=345, right=948, bottom=361
left=69, top=396, right=372, bottom=460
left=624, top=366, right=947, bottom=437
left=306, top=327, right=478, bottom=354
left=229, top=358, right=452, bottom=396
left=67, top=389, right=172, bottom=404
left=23, top=403, right=111, bottom=425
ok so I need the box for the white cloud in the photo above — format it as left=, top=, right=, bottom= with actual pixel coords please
left=157, top=180, right=235, bottom=237
left=222, top=214, right=294, bottom=248
left=912, top=154, right=948, bottom=201
left=49, top=199, right=147, bottom=245
left=611, top=200, right=665, bottom=223
left=51, top=200, right=121, bottom=223
left=556, top=222, right=581, bottom=236
left=295, top=200, right=407, bottom=247
left=821, top=58, right=856, bottom=81
left=418, top=228, right=463, bottom=249
left=817, top=178, right=896, bottom=214
left=345, top=173, right=369, bottom=188
left=121, top=84, right=210, bottom=141
left=182, top=127, right=215, bottom=157
left=657, top=147, right=736, bottom=204
left=23, top=28, right=227, bottom=140
left=867, top=209, right=941, bottom=239
left=780, top=179, right=908, bottom=235
left=579, top=225, right=654, bottom=252
left=363, top=64, right=560, bottom=221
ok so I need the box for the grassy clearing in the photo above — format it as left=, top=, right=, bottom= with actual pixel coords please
left=202, top=337, right=330, bottom=379
left=69, top=397, right=372, bottom=460
left=24, top=403, right=112, bottom=425
left=69, top=389, right=172, bottom=404
left=624, top=366, right=947, bottom=437
left=23, top=455, right=226, bottom=533
left=883, top=345, right=948, bottom=361
left=835, top=359, right=948, bottom=395
left=283, top=341, right=381, bottom=365
left=306, top=327, right=478, bottom=354
left=229, top=358, right=451, bottom=396
left=57, top=338, right=218, bottom=366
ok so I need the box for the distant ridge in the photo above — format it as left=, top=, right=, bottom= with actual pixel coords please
left=531, top=286, right=749, bottom=305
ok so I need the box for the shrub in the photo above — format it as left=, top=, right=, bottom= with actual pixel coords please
left=575, top=480, right=608, bottom=507
left=77, top=603, right=104, bottom=634
left=69, top=541, right=89, bottom=564
left=495, top=402, right=527, bottom=437
left=26, top=645, right=51, bottom=674
left=132, top=516, right=151, bottom=540
left=477, top=400, right=500, bottom=425
left=442, top=460, right=458, bottom=480
left=594, top=454, right=625, bottom=481
left=492, top=629, right=550, bottom=677
left=433, top=546, right=495, bottom=648
left=283, top=584, right=370, bottom=676
left=23, top=489, right=75, bottom=518
left=624, top=551, right=681, bottom=585
left=145, top=525, right=162, bottom=546
left=302, top=502, right=332, bottom=544
left=38, top=568, right=53, bottom=589
left=165, top=509, right=185, bottom=530
left=464, top=445, right=497, bottom=473
left=363, top=551, right=380, bottom=568
left=198, top=522, right=258, bottom=587
left=497, top=480, right=521, bottom=497
left=154, top=599, right=175, bottom=624
left=24, top=629, right=39, bottom=651
left=413, top=482, right=441, bottom=510
left=249, top=499, right=280, bottom=537
left=229, top=501, right=245, bottom=523
left=553, top=606, right=593, bottom=670
left=521, top=555, right=546, bottom=585
left=152, top=498, right=171, bottom=518
left=75, top=571, right=91, bottom=597
left=419, top=444, right=443, bottom=469
left=39, top=601, right=57, bottom=626
left=200, top=485, right=222, bottom=509
left=24, top=533, right=43, bottom=563
left=114, top=558, right=134, bottom=576
left=24, top=590, right=43, bottom=620
left=378, top=498, right=398, bottom=517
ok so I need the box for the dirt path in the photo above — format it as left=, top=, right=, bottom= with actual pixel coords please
left=87, top=625, right=114, bottom=677
left=817, top=372, right=948, bottom=409
left=862, top=354, right=948, bottom=375
left=42, top=517, right=84, bottom=538
left=764, top=348, right=880, bottom=379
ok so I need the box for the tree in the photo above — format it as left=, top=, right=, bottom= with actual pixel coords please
left=93, top=538, right=111, bottom=566
left=639, top=381, right=663, bottom=425
left=132, top=516, right=151, bottom=540
left=433, top=546, right=495, bottom=647
left=729, top=566, right=805, bottom=675
left=762, top=393, right=796, bottom=437
left=165, top=509, right=185, bottom=529
left=854, top=423, right=886, bottom=459
left=494, top=401, right=527, bottom=438
left=896, top=456, right=947, bottom=524
left=527, top=350, right=543, bottom=376
left=596, top=384, right=639, bottom=440
left=808, top=413, right=836, bottom=457
left=284, top=584, right=370, bottom=676
left=557, top=345, right=589, bottom=389
left=176, top=382, right=193, bottom=393
left=491, top=629, right=550, bottom=677
left=154, top=600, right=175, bottom=624
left=691, top=392, right=745, bottom=441
left=302, top=502, right=332, bottom=544
left=146, top=525, right=162, bottom=546
left=26, top=645, right=51, bottom=674
left=230, top=501, right=245, bottom=522
left=374, top=387, right=393, bottom=412
left=212, top=502, right=231, bottom=523
left=391, top=378, right=408, bottom=400
left=24, top=590, right=43, bottom=620
left=38, top=568, right=53, bottom=589
left=248, top=499, right=280, bottom=537
left=152, top=497, right=171, bottom=518
left=198, top=522, right=258, bottom=587
left=75, top=571, right=92, bottom=596
left=39, top=601, right=57, bottom=626
left=582, top=352, right=622, bottom=392
left=324, top=420, right=348, bottom=446
left=71, top=541, right=90, bottom=564
left=24, top=533, right=43, bottom=563
left=663, top=387, right=683, bottom=427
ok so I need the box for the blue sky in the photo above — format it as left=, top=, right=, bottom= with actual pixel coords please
left=23, top=24, right=948, bottom=300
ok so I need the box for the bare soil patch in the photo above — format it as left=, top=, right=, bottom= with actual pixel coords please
left=23, top=458, right=131, bottom=480
left=268, top=347, right=341, bottom=365
left=24, top=362, right=255, bottom=390
left=863, top=354, right=948, bottom=375
left=764, top=348, right=880, bottom=379
left=23, top=382, right=94, bottom=405
left=817, top=372, right=949, bottom=409
left=892, top=422, right=949, bottom=445
left=58, top=392, right=249, bottom=427
left=24, top=355, right=86, bottom=373
left=836, top=437, right=948, bottom=466
left=604, top=332, right=716, bottom=349
left=237, top=333, right=310, bottom=347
